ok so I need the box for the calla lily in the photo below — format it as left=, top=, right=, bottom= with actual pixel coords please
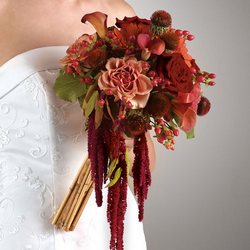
left=137, top=33, right=165, bottom=56
left=173, top=104, right=197, bottom=132
left=81, top=12, right=108, bottom=38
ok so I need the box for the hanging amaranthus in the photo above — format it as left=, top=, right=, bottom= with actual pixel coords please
left=53, top=8, right=215, bottom=250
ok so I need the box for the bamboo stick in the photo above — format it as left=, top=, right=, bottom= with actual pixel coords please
left=51, top=158, right=87, bottom=225
left=62, top=164, right=91, bottom=230
left=69, top=182, right=94, bottom=231
left=51, top=156, right=93, bottom=231
left=65, top=169, right=93, bottom=231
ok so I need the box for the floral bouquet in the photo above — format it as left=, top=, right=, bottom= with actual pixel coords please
left=52, top=10, right=215, bottom=250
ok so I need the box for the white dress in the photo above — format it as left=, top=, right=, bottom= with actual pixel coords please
left=0, top=46, right=147, bottom=250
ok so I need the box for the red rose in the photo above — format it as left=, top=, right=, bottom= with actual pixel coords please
left=167, top=53, right=193, bottom=93
left=115, top=16, right=151, bottom=29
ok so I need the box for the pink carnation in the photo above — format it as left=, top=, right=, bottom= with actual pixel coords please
left=98, top=57, right=153, bottom=109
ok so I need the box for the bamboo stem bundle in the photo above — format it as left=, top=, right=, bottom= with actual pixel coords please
left=51, top=156, right=94, bottom=231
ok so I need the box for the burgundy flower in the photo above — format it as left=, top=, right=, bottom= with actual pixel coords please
left=167, top=53, right=194, bottom=93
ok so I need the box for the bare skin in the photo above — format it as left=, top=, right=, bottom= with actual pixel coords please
left=0, top=0, right=156, bottom=173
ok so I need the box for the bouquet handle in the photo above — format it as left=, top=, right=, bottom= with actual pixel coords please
left=51, top=156, right=94, bottom=231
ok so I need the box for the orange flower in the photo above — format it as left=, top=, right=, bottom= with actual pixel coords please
left=176, top=37, right=193, bottom=67
left=98, top=57, right=153, bottom=109
left=114, top=16, right=152, bottom=47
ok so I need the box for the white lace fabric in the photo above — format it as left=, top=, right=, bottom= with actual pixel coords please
left=0, top=46, right=147, bottom=250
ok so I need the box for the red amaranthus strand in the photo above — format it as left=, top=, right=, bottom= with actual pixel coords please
left=116, top=155, right=128, bottom=250
left=107, top=132, right=128, bottom=250
left=132, top=132, right=152, bottom=221
left=87, top=111, right=110, bottom=206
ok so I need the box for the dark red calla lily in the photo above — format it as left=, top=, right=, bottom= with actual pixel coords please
left=81, top=11, right=108, bottom=38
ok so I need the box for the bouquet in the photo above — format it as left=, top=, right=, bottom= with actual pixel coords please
left=52, top=10, right=215, bottom=250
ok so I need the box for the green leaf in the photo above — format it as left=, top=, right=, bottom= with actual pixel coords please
left=54, top=72, right=87, bottom=102
left=105, top=167, right=122, bottom=188
left=125, top=148, right=131, bottom=177
left=106, top=158, right=119, bottom=180
left=186, top=128, right=195, bottom=139
left=94, top=100, right=104, bottom=129
left=84, top=90, right=98, bottom=118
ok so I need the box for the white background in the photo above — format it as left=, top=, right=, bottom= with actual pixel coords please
left=127, top=1, right=250, bottom=249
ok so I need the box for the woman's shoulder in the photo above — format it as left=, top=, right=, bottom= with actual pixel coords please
left=107, top=0, right=136, bottom=18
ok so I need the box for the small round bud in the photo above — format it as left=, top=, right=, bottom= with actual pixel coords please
left=155, top=126, right=162, bottom=135
left=148, top=71, right=157, bottom=78
left=119, top=113, right=126, bottom=120
left=197, top=76, right=205, bottom=83
left=190, top=67, right=197, bottom=74
left=175, top=29, right=183, bottom=36
left=173, top=129, right=179, bottom=136
left=182, top=30, right=190, bottom=36
left=208, top=73, right=216, bottom=79
left=97, top=99, right=105, bottom=107
left=166, top=130, right=172, bottom=137
left=208, top=81, right=216, bottom=86
left=187, top=35, right=195, bottom=41
left=105, top=89, right=113, bottom=95
left=125, top=101, right=132, bottom=109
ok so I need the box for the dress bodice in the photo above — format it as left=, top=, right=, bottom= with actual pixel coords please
left=0, top=46, right=147, bottom=250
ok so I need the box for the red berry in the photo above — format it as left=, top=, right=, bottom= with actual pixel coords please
left=197, top=76, right=205, bottom=83
left=157, top=135, right=166, bottom=143
left=173, top=129, right=179, bottom=136
left=119, top=113, right=126, bottom=119
left=208, top=73, right=216, bottom=79
left=72, top=61, right=79, bottom=67
left=82, top=41, right=89, bottom=47
left=107, top=31, right=114, bottom=38
left=166, top=130, right=172, bottom=137
left=155, top=126, right=162, bottom=135
left=170, top=145, right=175, bottom=151
left=208, top=81, right=216, bottom=86
left=190, top=67, right=197, bottom=74
left=183, top=30, right=190, bottom=36
left=175, top=29, right=183, bottom=36
left=148, top=71, right=157, bottom=78
left=156, top=118, right=164, bottom=124
left=197, top=96, right=211, bottom=116
left=67, top=66, right=74, bottom=73
left=125, top=101, right=132, bottom=109
left=152, top=78, right=159, bottom=86
left=187, top=35, right=195, bottom=41
left=105, top=89, right=113, bottom=95
left=98, top=99, right=105, bottom=107
left=69, top=48, right=76, bottom=53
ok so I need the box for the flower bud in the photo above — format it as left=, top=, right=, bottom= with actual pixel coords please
left=197, top=96, right=211, bottom=116
left=151, top=10, right=172, bottom=28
